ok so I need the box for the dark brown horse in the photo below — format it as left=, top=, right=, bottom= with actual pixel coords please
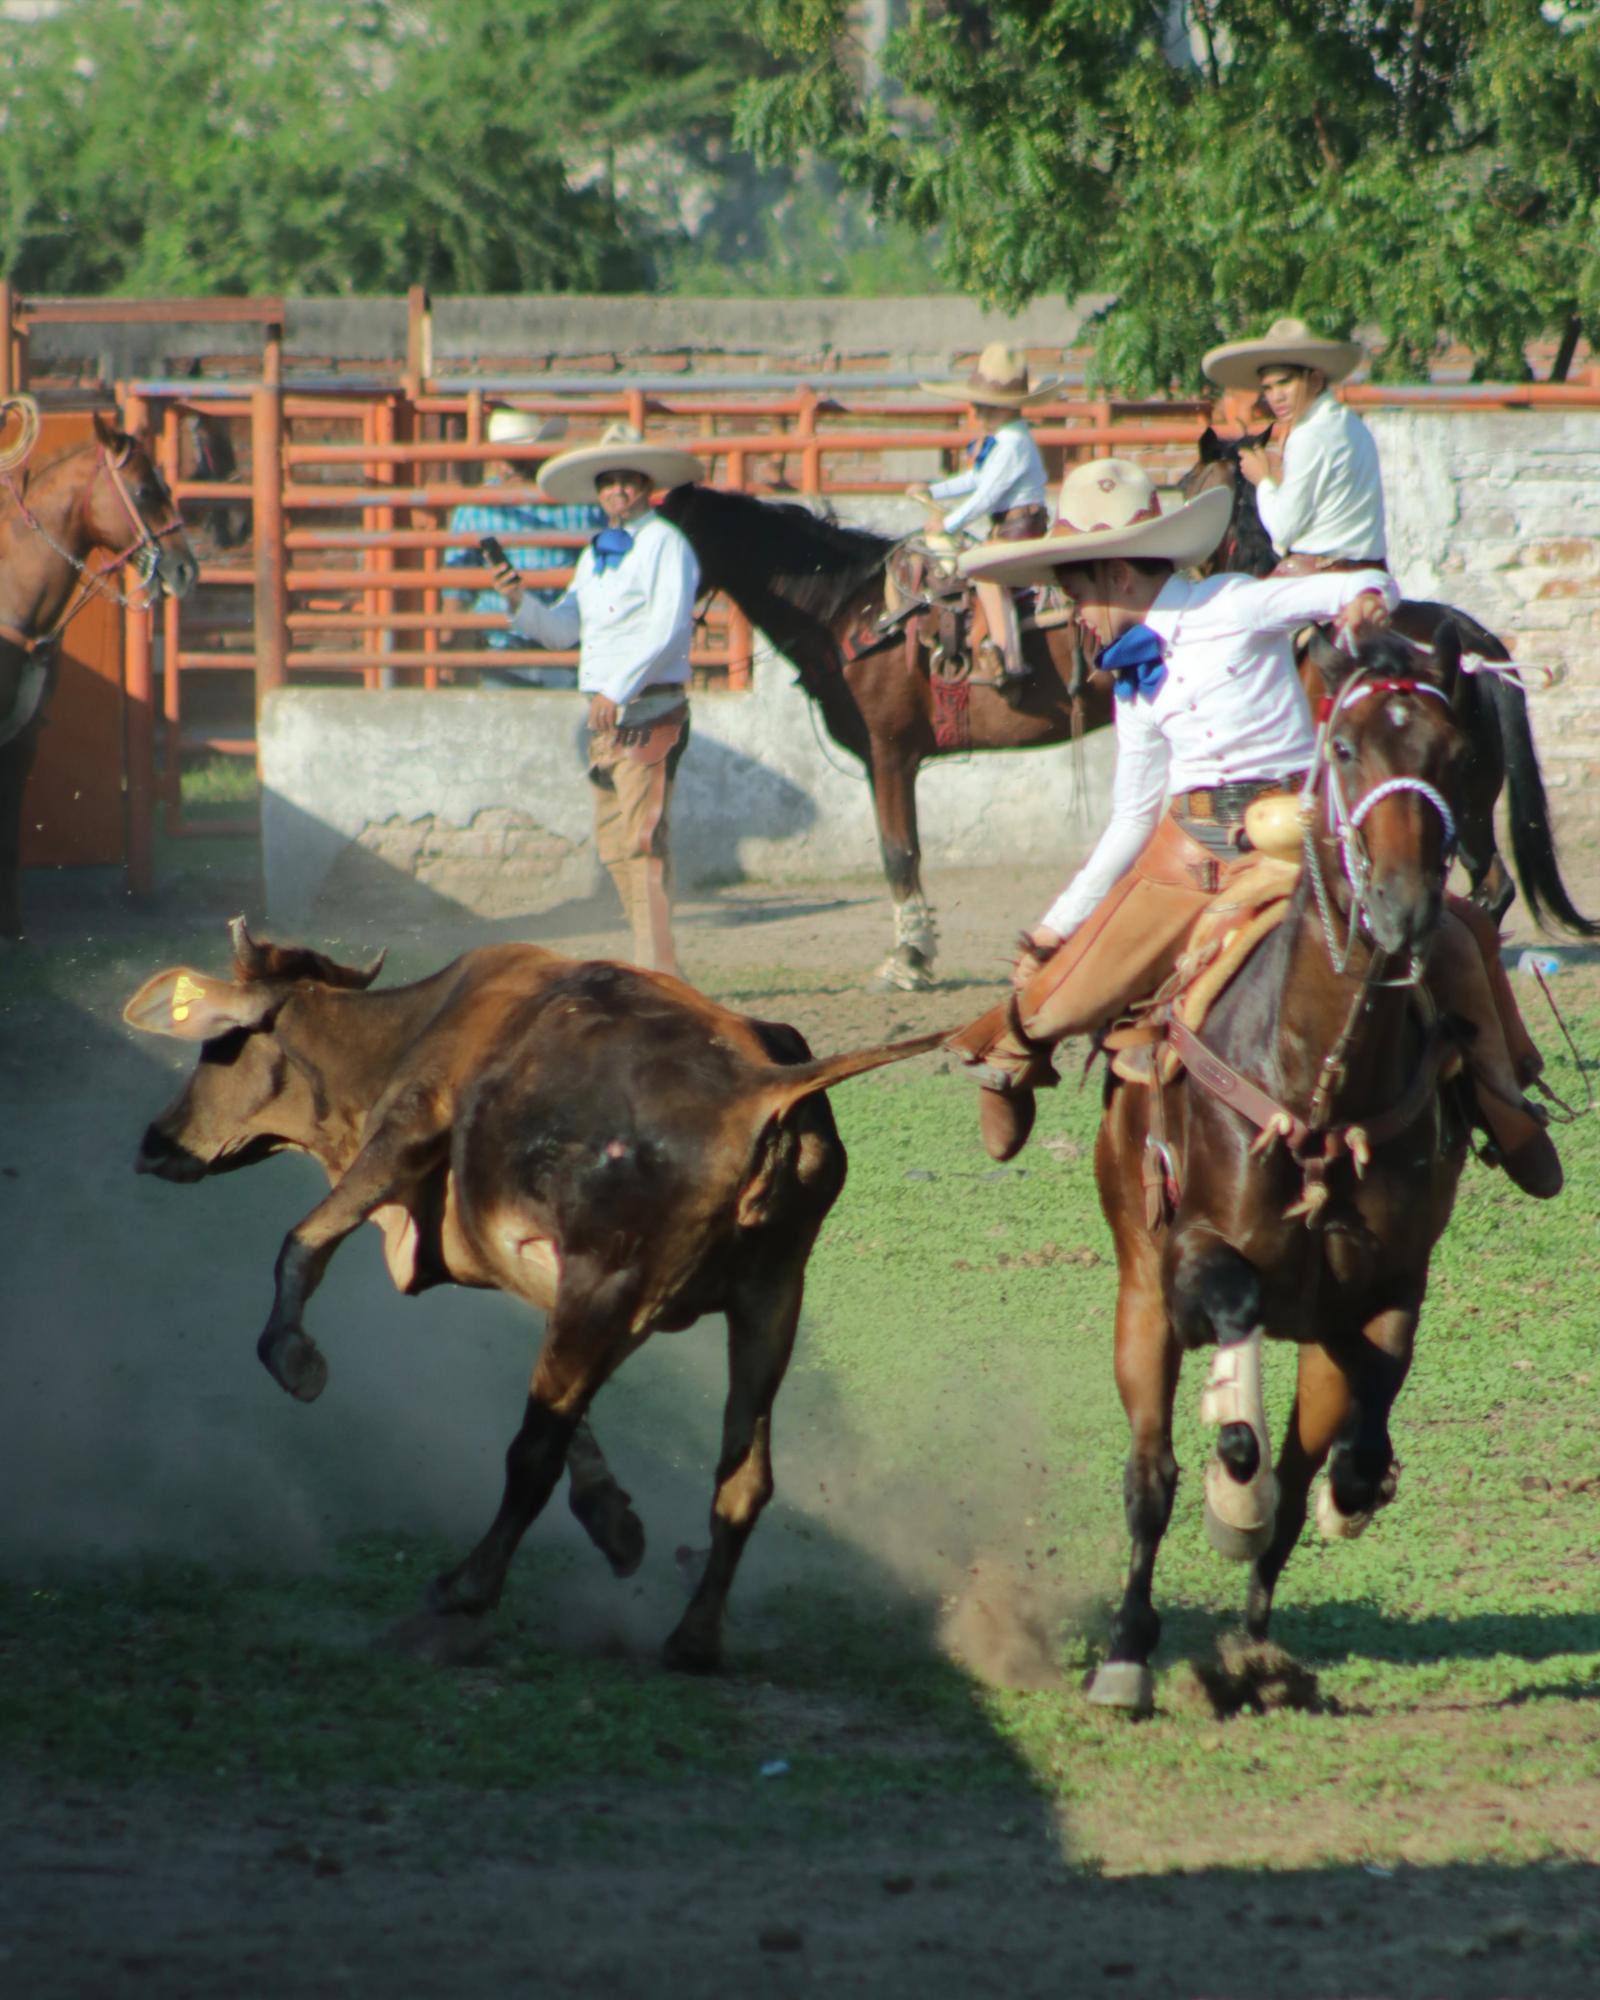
left=1180, top=428, right=1597, bottom=937
left=1086, top=627, right=1473, bottom=1714
left=0, top=409, right=199, bottom=937
left=657, top=483, right=1113, bottom=990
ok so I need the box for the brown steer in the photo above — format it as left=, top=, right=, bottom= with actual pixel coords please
left=126, top=920, right=941, bottom=1670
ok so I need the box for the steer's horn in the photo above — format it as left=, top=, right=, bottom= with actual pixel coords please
left=229, top=914, right=268, bottom=977
left=757, top=1028, right=949, bottom=1117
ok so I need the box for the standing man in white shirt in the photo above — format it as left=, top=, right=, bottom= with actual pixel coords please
left=494, top=422, right=705, bottom=977
left=907, top=343, right=1058, bottom=685
left=1202, top=317, right=1387, bottom=573
left=943, top=459, right=1559, bottom=1199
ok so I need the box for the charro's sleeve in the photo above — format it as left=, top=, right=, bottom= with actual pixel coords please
left=1240, top=568, right=1401, bottom=633
left=1255, top=426, right=1322, bottom=554
left=507, top=574, right=582, bottom=649
left=1038, top=702, right=1169, bottom=940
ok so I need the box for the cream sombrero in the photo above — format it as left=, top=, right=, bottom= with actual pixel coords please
left=959, top=458, right=1231, bottom=588
left=919, top=341, right=1061, bottom=407
left=1202, top=316, right=1364, bottom=392
left=485, top=408, right=568, bottom=446
left=538, top=422, right=705, bottom=503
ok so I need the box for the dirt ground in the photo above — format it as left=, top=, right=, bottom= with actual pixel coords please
left=3, top=835, right=1598, bottom=2000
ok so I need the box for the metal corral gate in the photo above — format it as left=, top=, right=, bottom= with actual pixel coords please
left=6, top=285, right=1600, bottom=899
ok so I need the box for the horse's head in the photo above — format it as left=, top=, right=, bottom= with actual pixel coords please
left=1177, top=428, right=1275, bottom=578
left=181, top=408, right=251, bottom=552
left=86, top=413, right=200, bottom=600
left=1177, top=425, right=1271, bottom=501
left=1302, top=623, right=1465, bottom=961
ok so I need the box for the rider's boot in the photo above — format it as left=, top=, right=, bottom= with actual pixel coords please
left=1430, top=908, right=1562, bottom=1198
left=976, top=581, right=1029, bottom=692
left=947, top=1000, right=1059, bottom=1162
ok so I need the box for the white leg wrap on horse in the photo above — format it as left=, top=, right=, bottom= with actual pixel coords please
left=1200, top=1331, right=1278, bottom=1558
left=893, top=893, right=939, bottom=958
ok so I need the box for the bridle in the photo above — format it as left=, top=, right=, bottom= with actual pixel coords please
left=1299, top=671, right=1458, bottom=984
left=0, top=439, right=186, bottom=656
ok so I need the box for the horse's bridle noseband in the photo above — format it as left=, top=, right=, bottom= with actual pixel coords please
left=1301, top=672, right=1458, bottom=981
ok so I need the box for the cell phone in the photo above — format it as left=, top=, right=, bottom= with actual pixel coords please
left=478, top=534, right=510, bottom=571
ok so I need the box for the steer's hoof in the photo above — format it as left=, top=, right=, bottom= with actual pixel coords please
left=661, top=1619, right=722, bottom=1676
left=259, top=1326, right=328, bottom=1403
left=1085, top=1660, right=1155, bottom=1716
left=1203, top=1460, right=1278, bottom=1562
left=569, top=1482, right=646, bottom=1579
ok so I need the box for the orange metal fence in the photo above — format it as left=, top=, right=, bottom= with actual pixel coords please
left=7, top=284, right=1600, bottom=902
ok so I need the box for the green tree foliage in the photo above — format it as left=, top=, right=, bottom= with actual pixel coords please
left=737, top=1, right=1600, bottom=386
left=0, top=0, right=779, bottom=294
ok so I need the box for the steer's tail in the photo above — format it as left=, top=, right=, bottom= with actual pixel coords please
left=758, top=1028, right=949, bottom=1117
left=1482, top=668, right=1600, bottom=938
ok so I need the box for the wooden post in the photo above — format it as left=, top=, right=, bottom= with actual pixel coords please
left=251, top=385, right=288, bottom=715
left=158, top=402, right=184, bottom=828
left=0, top=279, right=13, bottom=397
left=405, top=285, right=431, bottom=399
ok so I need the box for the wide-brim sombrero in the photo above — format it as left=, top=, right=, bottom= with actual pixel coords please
left=959, top=458, right=1231, bottom=588
left=539, top=422, right=705, bottom=503
left=1202, top=316, right=1364, bottom=392
left=919, top=340, right=1061, bottom=407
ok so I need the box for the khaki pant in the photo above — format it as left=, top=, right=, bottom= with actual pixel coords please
left=588, top=707, right=688, bottom=977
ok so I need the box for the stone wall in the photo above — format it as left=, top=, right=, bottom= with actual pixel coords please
left=1371, top=410, right=1600, bottom=824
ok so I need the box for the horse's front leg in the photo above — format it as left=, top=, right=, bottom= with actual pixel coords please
left=1169, top=1233, right=1279, bottom=1562
left=868, top=747, right=937, bottom=991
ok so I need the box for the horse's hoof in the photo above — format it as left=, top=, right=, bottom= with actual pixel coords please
left=376, top=1607, right=497, bottom=1667
left=1085, top=1660, right=1155, bottom=1715
left=872, top=952, right=935, bottom=993
left=1315, top=1463, right=1397, bottom=1541
left=1203, top=1461, right=1279, bottom=1562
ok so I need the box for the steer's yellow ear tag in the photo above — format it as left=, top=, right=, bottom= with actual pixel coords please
left=171, top=972, right=206, bottom=1023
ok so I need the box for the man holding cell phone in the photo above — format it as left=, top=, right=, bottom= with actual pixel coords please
left=494, top=421, right=705, bottom=977
left=442, top=409, right=601, bottom=687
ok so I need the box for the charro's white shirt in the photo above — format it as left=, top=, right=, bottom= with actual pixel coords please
left=930, top=419, right=1048, bottom=535
left=1039, top=567, right=1401, bottom=940
left=507, top=510, right=700, bottom=705
left=1256, top=391, right=1387, bottom=560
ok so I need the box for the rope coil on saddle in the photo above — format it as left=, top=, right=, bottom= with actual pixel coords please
left=0, top=394, right=41, bottom=475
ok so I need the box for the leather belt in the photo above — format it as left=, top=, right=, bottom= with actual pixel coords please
left=1280, top=553, right=1389, bottom=574
left=1170, top=773, right=1306, bottom=824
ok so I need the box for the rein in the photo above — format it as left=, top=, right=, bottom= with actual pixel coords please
left=1167, top=670, right=1460, bottom=1226
left=0, top=441, right=179, bottom=655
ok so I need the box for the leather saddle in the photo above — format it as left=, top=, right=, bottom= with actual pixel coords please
left=879, top=533, right=1065, bottom=685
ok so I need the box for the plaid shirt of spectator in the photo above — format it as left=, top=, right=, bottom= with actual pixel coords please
left=443, top=488, right=604, bottom=650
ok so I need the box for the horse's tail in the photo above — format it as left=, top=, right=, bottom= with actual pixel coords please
left=1481, top=667, right=1600, bottom=937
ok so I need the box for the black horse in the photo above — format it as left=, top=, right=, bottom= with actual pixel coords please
left=658, top=483, right=1110, bottom=989
left=1181, top=428, right=1596, bottom=936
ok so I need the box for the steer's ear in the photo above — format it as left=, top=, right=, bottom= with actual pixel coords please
left=123, top=967, right=277, bottom=1041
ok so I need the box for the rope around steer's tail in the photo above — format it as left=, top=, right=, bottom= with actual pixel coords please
left=0, top=395, right=41, bottom=475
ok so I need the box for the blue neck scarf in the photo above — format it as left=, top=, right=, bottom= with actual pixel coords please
left=969, top=434, right=996, bottom=469
left=1102, top=622, right=1167, bottom=703
left=591, top=526, right=635, bottom=574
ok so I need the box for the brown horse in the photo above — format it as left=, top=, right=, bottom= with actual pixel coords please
left=0, top=409, right=199, bottom=938
left=1087, top=625, right=1473, bottom=1715
left=1179, top=428, right=1597, bottom=937
left=657, top=483, right=1113, bottom=990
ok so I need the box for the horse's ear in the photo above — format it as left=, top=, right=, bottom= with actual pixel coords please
left=1248, top=424, right=1274, bottom=450
left=1198, top=427, right=1221, bottom=464
left=1303, top=624, right=1348, bottom=692
left=93, top=410, right=128, bottom=451
left=1432, top=618, right=1462, bottom=701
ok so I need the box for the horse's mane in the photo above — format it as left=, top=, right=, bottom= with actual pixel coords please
left=659, top=484, right=895, bottom=626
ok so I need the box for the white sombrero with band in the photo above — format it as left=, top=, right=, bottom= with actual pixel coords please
left=919, top=341, right=1062, bottom=407
left=1201, top=316, right=1364, bottom=393
left=959, top=458, right=1232, bottom=588
left=538, top=421, right=706, bottom=503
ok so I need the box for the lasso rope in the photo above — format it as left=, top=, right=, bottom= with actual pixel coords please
left=0, top=394, right=41, bottom=475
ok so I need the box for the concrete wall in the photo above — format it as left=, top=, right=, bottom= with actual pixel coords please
left=260, top=650, right=1113, bottom=923
left=1369, top=410, right=1600, bottom=823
